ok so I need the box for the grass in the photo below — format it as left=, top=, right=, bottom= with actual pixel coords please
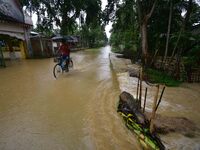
left=111, top=47, right=122, bottom=53
left=85, top=48, right=100, bottom=52
left=145, top=68, right=182, bottom=87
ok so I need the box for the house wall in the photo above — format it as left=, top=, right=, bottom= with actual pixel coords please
left=0, top=0, right=33, bottom=59
left=30, top=36, right=53, bottom=58
left=0, top=23, right=25, bottom=40
left=0, top=21, right=33, bottom=58
left=1, top=40, right=26, bottom=59
left=0, top=22, right=24, bottom=33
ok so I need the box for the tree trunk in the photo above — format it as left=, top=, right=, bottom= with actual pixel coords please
left=138, top=0, right=157, bottom=65
left=174, top=0, right=193, bottom=80
left=163, top=0, right=173, bottom=64
left=141, top=21, right=148, bottom=64
left=136, top=0, right=142, bottom=60
left=172, top=0, right=192, bottom=59
left=170, top=30, right=182, bottom=59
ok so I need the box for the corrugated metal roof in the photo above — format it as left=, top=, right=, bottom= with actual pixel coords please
left=0, top=12, right=20, bottom=23
left=0, top=0, right=32, bottom=25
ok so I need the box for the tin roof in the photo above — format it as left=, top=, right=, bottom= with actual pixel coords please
left=0, top=12, right=21, bottom=23
left=0, top=0, right=31, bottom=25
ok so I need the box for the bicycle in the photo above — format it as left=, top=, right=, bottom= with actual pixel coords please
left=53, top=56, right=73, bottom=78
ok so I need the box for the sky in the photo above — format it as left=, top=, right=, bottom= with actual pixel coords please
left=102, top=0, right=112, bottom=38
left=32, top=0, right=112, bottom=38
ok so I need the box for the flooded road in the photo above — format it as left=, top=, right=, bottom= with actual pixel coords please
left=118, top=73, right=200, bottom=150
left=0, top=46, right=141, bottom=150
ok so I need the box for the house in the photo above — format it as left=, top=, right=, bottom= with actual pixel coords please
left=0, top=0, right=33, bottom=66
left=30, top=32, right=54, bottom=58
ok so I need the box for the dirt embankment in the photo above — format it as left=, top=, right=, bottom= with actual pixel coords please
left=109, top=53, right=140, bottom=76
left=109, top=52, right=199, bottom=138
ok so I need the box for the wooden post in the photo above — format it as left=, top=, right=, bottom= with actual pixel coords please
left=136, top=72, right=140, bottom=100
left=19, top=40, right=26, bottom=59
left=155, top=86, right=166, bottom=112
left=0, top=45, right=6, bottom=67
left=150, top=85, right=160, bottom=133
left=139, top=67, right=143, bottom=108
left=39, top=36, right=44, bottom=57
left=143, top=87, right=148, bottom=113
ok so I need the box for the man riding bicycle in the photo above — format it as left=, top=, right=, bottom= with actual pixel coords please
left=58, top=39, right=70, bottom=71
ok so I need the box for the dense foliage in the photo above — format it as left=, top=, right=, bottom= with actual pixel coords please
left=109, top=0, right=138, bottom=59
left=105, top=0, right=200, bottom=80
left=20, top=0, right=107, bottom=47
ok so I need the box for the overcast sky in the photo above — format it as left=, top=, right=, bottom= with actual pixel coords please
left=102, top=0, right=112, bottom=38
left=101, top=0, right=107, bottom=9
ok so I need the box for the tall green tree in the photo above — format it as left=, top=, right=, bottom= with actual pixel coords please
left=20, top=0, right=102, bottom=35
left=106, top=0, right=138, bottom=59
left=105, top=0, right=200, bottom=71
left=136, top=0, right=157, bottom=64
left=163, top=0, right=173, bottom=64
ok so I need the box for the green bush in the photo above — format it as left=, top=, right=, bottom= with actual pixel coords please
left=111, top=47, right=122, bottom=53
left=145, top=68, right=182, bottom=87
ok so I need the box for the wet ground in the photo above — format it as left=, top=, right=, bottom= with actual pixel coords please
left=0, top=46, right=141, bottom=150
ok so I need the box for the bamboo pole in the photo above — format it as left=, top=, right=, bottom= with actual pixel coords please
left=155, top=86, right=166, bottom=112
left=139, top=67, right=143, bottom=108
left=150, top=85, right=160, bottom=134
left=136, top=72, right=140, bottom=100
left=143, top=87, right=148, bottom=113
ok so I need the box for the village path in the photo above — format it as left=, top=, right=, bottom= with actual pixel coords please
left=0, top=46, right=141, bottom=150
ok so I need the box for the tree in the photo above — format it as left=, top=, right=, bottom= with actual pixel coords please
left=136, top=0, right=157, bottom=64
left=163, top=0, right=173, bottom=64
left=20, top=0, right=102, bottom=36
left=173, top=0, right=194, bottom=79
left=106, top=0, right=138, bottom=59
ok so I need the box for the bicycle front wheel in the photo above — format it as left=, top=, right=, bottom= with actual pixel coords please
left=69, top=59, right=73, bottom=68
left=53, top=64, right=62, bottom=78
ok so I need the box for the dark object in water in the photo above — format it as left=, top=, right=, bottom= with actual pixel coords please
left=118, top=91, right=165, bottom=150
left=118, top=92, right=148, bottom=126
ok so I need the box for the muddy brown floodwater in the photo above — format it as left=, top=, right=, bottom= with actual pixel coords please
left=0, top=46, right=141, bottom=150
left=117, top=65, right=200, bottom=150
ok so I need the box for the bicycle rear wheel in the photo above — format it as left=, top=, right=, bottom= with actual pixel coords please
left=53, top=64, right=62, bottom=78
